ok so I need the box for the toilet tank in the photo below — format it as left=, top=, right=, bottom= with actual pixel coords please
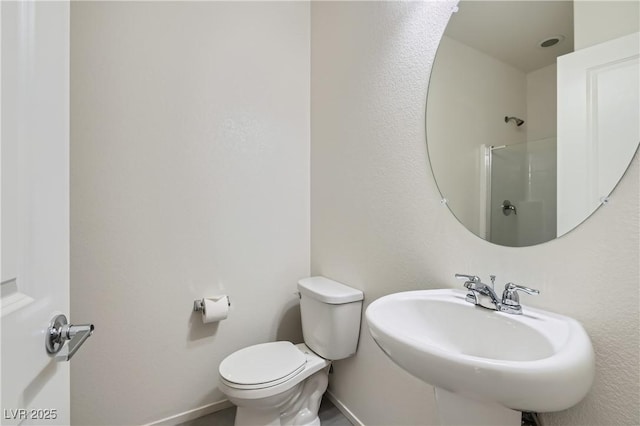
left=297, top=276, right=364, bottom=360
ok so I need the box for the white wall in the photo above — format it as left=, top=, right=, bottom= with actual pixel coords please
left=70, top=2, right=309, bottom=425
left=311, top=2, right=639, bottom=426
left=525, top=63, right=557, bottom=143
left=427, top=35, right=526, bottom=235
left=574, top=0, right=640, bottom=50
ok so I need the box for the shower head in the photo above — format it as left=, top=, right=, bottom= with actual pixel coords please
left=505, top=116, right=525, bottom=127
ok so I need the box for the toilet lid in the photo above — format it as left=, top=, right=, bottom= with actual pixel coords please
left=219, top=341, right=307, bottom=387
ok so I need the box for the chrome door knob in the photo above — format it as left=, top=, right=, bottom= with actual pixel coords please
left=45, top=314, right=94, bottom=361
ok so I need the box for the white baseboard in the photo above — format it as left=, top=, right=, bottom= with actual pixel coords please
left=143, top=391, right=357, bottom=426
left=326, top=390, right=365, bottom=426
left=144, top=399, right=234, bottom=426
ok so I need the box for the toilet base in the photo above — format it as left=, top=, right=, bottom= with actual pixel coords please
left=233, top=367, right=329, bottom=426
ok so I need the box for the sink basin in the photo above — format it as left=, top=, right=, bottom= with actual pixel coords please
left=366, top=289, right=595, bottom=414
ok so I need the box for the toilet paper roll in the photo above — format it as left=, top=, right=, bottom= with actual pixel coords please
left=202, top=296, right=229, bottom=323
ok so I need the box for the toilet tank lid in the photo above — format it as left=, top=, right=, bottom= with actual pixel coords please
left=297, top=276, right=364, bottom=304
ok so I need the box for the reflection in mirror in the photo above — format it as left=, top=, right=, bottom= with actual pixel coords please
left=427, top=0, right=639, bottom=247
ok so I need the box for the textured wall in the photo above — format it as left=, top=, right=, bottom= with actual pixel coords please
left=71, top=2, right=309, bottom=424
left=311, top=2, right=639, bottom=425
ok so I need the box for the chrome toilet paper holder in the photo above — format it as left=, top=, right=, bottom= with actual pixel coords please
left=193, top=297, right=231, bottom=312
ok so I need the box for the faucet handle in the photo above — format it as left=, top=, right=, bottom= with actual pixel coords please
left=455, top=274, right=480, bottom=284
left=502, top=282, right=540, bottom=307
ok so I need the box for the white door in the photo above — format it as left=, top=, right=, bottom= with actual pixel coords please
left=557, top=32, right=640, bottom=236
left=1, top=2, right=75, bottom=424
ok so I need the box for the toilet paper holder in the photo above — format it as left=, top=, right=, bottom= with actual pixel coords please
left=193, top=297, right=231, bottom=312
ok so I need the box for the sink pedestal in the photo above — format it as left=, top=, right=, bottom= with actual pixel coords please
left=435, top=388, right=521, bottom=426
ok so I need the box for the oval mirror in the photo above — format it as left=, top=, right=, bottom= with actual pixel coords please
left=426, top=0, right=639, bottom=247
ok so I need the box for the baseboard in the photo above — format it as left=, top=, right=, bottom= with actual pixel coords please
left=143, top=391, right=357, bottom=426
left=143, top=399, right=234, bottom=426
left=326, top=390, right=365, bottom=426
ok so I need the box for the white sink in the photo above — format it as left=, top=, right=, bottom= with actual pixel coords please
left=366, top=289, right=595, bottom=416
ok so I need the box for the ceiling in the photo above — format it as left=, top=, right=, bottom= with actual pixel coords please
left=444, top=1, right=574, bottom=73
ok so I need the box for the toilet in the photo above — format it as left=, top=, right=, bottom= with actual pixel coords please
left=218, top=276, right=364, bottom=426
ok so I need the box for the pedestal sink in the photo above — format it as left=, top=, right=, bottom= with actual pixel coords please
left=366, top=289, right=595, bottom=426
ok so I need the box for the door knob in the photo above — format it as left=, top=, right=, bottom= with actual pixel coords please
left=45, top=314, right=94, bottom=361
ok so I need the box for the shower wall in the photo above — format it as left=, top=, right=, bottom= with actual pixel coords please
left=489, top=139, right=557, bottom=247
left=486, top=60, right=558, bottom=247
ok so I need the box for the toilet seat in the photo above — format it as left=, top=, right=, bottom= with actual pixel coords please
left=218, top=343, right=331, bottom=403
left=219, top=341, right=307, bottom=390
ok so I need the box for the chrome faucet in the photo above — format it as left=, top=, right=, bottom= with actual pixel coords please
left=455, top=274, right=539, bottom=315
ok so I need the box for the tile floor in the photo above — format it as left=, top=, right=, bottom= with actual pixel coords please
left=177, top=396, right=352, bottom=426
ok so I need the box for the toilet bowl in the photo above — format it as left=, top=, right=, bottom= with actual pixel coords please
left=218, top=276, right=364, bottom=426
left=219, top=342, right=330, bottom=426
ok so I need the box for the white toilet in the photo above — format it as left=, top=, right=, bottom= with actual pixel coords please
left=218, top=276, right=364, bottom=426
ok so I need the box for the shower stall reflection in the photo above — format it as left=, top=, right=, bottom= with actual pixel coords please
left=482, top=139, right=557, bottom=247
